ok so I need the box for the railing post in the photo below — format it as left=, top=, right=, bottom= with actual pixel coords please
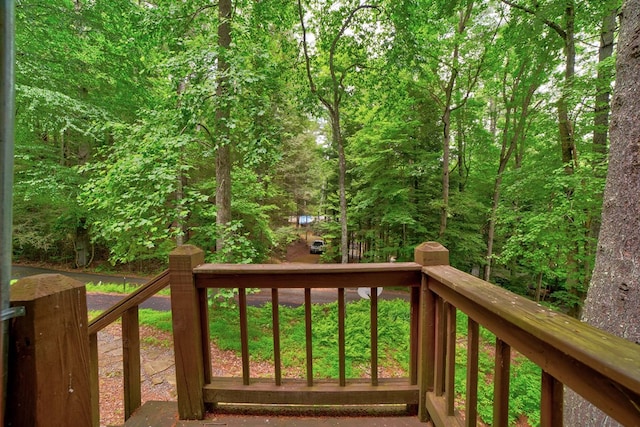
left=7, top=274, right=92, bottom=426
left=414, top=242, right=449, bottom=422
left=122, top=306, right=141, bottom=420
left=170, top=245, right=205, bottom=420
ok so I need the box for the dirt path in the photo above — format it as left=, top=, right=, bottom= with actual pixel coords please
left=285, top=236, right=321, bottom=263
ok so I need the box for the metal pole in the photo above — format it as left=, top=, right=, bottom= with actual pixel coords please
left=0, top=1, right=15, bottom=424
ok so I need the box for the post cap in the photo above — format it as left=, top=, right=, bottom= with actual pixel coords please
left=414, top=242, right=449, bottom=266
left=10, top=274, right=84, bottom=303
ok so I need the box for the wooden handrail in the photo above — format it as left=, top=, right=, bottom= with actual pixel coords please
left=422, top=264, right=640, bottom=426
left=193, top=262, right=422, bottom=289
left=168, top=242, right=640, bottom=425
left=88, top=268, right=171, bottom=425
left=88, top=269, right=170, bottom=334
left=424, top=265, right=640, bottom=395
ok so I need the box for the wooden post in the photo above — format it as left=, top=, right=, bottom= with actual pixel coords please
left=414, top=242, right=449, bottom=422
left=7, top=274, right=91, bottom=427
left=169, top=245, right=205, bottom=420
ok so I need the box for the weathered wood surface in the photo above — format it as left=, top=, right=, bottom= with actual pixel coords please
left=424, top=393, right=464, bottom=427
left=170, top=245, right=206, bottom=420
left=123, top=400, right=430, bottom=427
left=193, top=262, right=422, bottom=289
left=8, top=274, right=91, bottom=427
left=122, top=306, right=142, bottom=420
left=424, top=264, right=640, bottom=426
left=203, top=377, right=418, bottom=405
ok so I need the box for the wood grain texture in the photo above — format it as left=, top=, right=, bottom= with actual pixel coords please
left=424, top=265, right=640, bottom=425
left=193, top=263, right=421, bottom=289
left=169, top=245, right=206, bottom=420
left=204, top=378, right=418, bottom=405
left=8, top=274, right=91, bottom=427
left=122, top=306, right=141, bottom=420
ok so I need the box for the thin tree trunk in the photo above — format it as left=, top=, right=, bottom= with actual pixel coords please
left=438, top=2, right=474, bottom=239
left=485, top=62, right=540, bottom=282
left=332, top=113, right=349, bottom=264
left=215, top=0, right=232, bottom=254
left=559, top=1, right=576, bottom=171
left=176, top=80, right=187, bottom=247
left=565, top=1, right=640, bottom=423
left=297, top=1, right=378, bottom=263
left=456, top=109, right=466, bottom=192
left=439, top=105, right=452, bottom=239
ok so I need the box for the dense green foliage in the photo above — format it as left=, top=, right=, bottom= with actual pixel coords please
left=13, top=0, right=620, bottom=312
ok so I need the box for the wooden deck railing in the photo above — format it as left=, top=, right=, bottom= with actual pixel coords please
left=169, top=242, right=640, bottom=426
left=419, top=261, right=640, bottom=426
left=87, top=269, right=170, bottom=426
left=169, top=245, right=423, bottom=419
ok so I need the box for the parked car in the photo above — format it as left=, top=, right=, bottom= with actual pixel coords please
left=309, top=240, right=325, bottom=254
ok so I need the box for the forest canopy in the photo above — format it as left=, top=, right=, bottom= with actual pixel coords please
left=12, top=0, right=621, bottom=314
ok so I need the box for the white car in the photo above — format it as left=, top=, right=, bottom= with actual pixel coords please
left=309, top=240, right=325, bottom=254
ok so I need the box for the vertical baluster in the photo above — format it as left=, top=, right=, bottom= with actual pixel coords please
left=493, top=338, right=511, bottom=427
left=541, top=371, right=563, bottom=427
left=466, top=318, right=479, bottom=427
left=305, top=288, right=313, bottom=386
left=199, top=288, right=212, bottom=385
left=418, top=275, right=436, bottom=422
left=89, top=332, right=100, bottom=427
left=272, top=288, right=282, bottom=386
left=370, top=287, right=378, bottom=386
left=434, top=297, right=446, bottom=396
left=122, top=306, right=141, bottom=420
left=238, top=288, right=250, bottom=385
left=338, top=288, right=346, bottom=386
left=409, top=285, right=420, bottom=385
left=445, top=303, right=456, bottom=416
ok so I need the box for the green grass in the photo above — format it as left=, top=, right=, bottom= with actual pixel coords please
left=88, top=309, right=103, bottom=321
left=85, top=281, right=171, bottom=296
left=119, top=297, right=541, bottom=426
left=209, top=298, right=411, bottom=379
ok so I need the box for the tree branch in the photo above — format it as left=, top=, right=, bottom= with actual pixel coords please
left=329, top=4, right=381, bottom=106
left=501, top=0, right=567, bottom=40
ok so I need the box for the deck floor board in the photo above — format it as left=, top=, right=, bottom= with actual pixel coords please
left=123, top=401, right=430, bottom=427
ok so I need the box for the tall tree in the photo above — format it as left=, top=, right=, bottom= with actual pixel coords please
left=297, top=0, right=383, bottom=263
left=565, top=0, right=639, bottom=423
left=483, top=25, right=551, bottom=281
left=215, top=0, right=232, bottom=254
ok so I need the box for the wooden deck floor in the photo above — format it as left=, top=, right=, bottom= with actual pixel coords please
left=123, top=401, right=432, bottom=427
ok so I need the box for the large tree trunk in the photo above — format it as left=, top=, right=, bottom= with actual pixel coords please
left=565, top=1, right=640, bottom=423
left=215, top=0, right=232, bottom=254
